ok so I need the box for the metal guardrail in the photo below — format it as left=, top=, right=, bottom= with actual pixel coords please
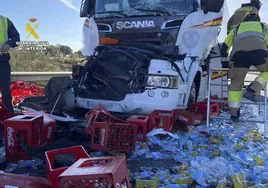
left=11, top=72, right=72, bottom=82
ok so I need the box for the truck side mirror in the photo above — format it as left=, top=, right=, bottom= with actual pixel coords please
left=80, top=0, right=93, bottom=17
left=201, top=0, right=224, bottom=13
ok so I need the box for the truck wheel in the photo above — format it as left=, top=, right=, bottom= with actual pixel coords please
left=187, top=82, right=197, bottom=110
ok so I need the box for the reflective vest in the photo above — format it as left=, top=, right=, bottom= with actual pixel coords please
left=233, top=21, right=267, bottom=42
left=227, top=6, right=259, bottom=34
left=0, top=15, right=8, bottom=47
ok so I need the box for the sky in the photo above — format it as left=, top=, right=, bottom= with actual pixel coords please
left=1, top=0, right=267, bottom=51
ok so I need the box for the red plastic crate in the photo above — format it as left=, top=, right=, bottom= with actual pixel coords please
left=58, top=156, right=131, bottom=188
left=126, top=115, right=149, bottom=142
left=0, top=171, right=51, bottom=188
left=9, top=80, right=44, bottom=106
left=88, top=122, right=136, bottom=152
left=173, top=109, right=203, bottom=131
left=85, top=104, right=111, bottom=119
left=24, top=111, right=56, bottom=143
left=190, top=102, right=220, bottom=119
left=29, top=84, right=45, bottom=96
left=10, top=80, right=27, bottom=90
left=85, top=109, right=125, bottom=135
left=148, top=110, right=174, bottom=132
left=45, top=145, right=90, bottom=188
left=0, top=103, right=12, bottom=133
left=4, top=115, right=45, bottom=161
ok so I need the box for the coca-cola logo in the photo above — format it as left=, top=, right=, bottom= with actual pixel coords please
left=7, top=127, right=14, bottom=153
left=101, top=128, right=105, bottom=146
left=195, top=120, right=201, bottom=124
left=179, top=116, right=189, bottom=123
left=47, top=127, right=52, bottom=139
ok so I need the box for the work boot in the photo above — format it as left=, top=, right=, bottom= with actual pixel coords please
left=230, top=108, right=240, bottom=123
left=244, top=88, right=257, bottom=102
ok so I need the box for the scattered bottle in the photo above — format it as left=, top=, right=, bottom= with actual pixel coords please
left=216, top=177, right=227, bottom=188
left=230, top=173, right=243, bottom=188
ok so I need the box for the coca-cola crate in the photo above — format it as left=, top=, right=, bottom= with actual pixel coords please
left=4, top=115, right=45, bottom=161
left=173, top=109, right=203, bottom=131
left=24, top=111, right=56, bottom=142
left=10, top=80, right=27, bottom=90
left=205, top=96, right=229, bottom=110
left=45, top=145, right=90, bottom=188
left=148, top=110, right=174, bottom=132
left=85, top=109, right=125, bottom=135
left=29, top=84, right=45, bottom=96
left=0, top=103, right=12, bottom=133
left=11, top=81, right=31, bottom=106
left=190, top=102, right=220, bottom=119
left=126, top=115, right=149, bottom=142
left=85, top=104, right=111, bottom=119
left=0, top=171, right=51, bottom=188
left=222, top=97, right=229, bottom=111
left=10, top=81, right=44, bottom=106
left=58, top=156, right=131, bottom=188
left=88, top=122, right=136, bottom=152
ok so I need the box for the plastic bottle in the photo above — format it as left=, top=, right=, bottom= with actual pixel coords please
left=254, top=155, right=264, bottom=166
left=236, top=143, right=244, bottom=149
left=5, top=163, right=17, bottom=172
left=159, top=119, right=164, bottom=128
left=230, top=173, right=243, bottom=188
left=192, top=151, right=199, bottom=157
left=242, top=135, right=249, bottom=142
left=230, top=153, right=247, bottom=165
left=216, top=177, right=227, bottom=188
left=191, top=171, right=207, bottom=187
left=0, top=147, right=5, bottom=164
left=17, top=159, right=43, bottom=168
left=186, top=140, right=193, bottom=152
left=238, top=171, right=248, bottom=188
left=155, top=170, right=170, bottom=184
left=135, top=179, right=157, bottom=188
left=166, top=184, right=188, bottom=188
left=213, top=149, right=220, bottom=156
left=249, top=184, right=267, bottom=188
left=135, top=148, right=149, bottom=156
left=175, top=176, right=193, bottom=185
left=141, top=171, right=152, bottom=180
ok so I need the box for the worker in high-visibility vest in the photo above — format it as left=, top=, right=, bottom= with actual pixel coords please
left=227, top=0, right=262, bottom=35
left=221, top=13, right=268, bottom=122
left=0, top=15, right=20, bottom=113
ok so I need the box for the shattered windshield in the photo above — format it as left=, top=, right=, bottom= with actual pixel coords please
left=95, top=0, right=194, bottom=18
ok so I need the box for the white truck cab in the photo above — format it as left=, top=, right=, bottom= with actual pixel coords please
left=70, top=0, right=228, bottom=115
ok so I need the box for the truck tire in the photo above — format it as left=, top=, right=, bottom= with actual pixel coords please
left=187, top=81, right=197, bottom=110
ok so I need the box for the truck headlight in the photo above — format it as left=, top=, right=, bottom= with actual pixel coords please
left=146, top=75, right=178, bottom=89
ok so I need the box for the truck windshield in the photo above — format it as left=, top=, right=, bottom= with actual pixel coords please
left=95, top=0, right=194, bottom=18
